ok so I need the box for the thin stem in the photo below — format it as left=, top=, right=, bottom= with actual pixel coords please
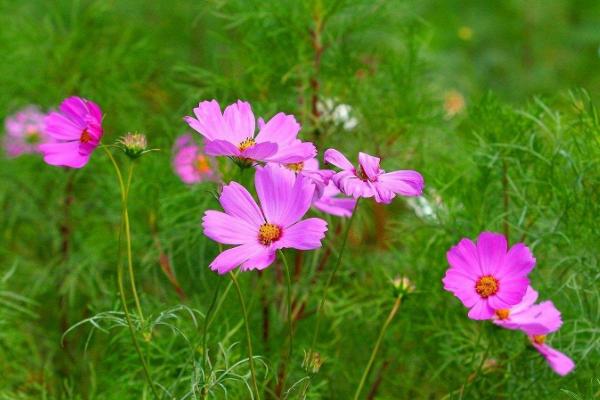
left=102, top=145, right=159, bottom=399
left=353, top=295, right=402, bottom=400
left=277, top=250, right=294, bottom=395
left=201, top=278, right=222, bottom=399
left=310, top=198, right=360, bottom=353
left=230, top=272, right=261, bottom=400
left=124, top=161, right=144, bottom=322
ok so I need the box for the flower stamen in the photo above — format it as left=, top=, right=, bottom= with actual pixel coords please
left=196, top=155, right=211, bottom=173
left=532, top=335, right=546, bottom=345
left=475, top=275, right=499, bottom=298
left=258, top=223, right=282, bottom=246
left=495, top=308, right=510, bottom=320
left=80, top=129, right=92, bottom=144
left=286, top=162, right=304, bottom=172
left=238, top=137, right=256, bottom=152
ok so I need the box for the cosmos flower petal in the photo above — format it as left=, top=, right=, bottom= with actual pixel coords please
left=223, top=100, right=255, bottom=143
left=312, top=184, right=356, bottom=218
left=266, top=140, right=317, bottom=163
left=240, top=249, right=276, bottom=271
left=202, top=210, right=258, bottom=245
left=255, top=112, right=300, bottom=144
left=509, top=285, right=539, bottom=314
left=45, top=112, right=84, bottom=140
left=446, top=238, right=481, bottom=276
left=209, top=243, right=265, bottom=275
left=378, top=170, right=424, bottom=197
left=219, top=182, right=265, bottom=227
left=204, top=139, right=241, bottom=157
left=442, top=269, right=480, bottom=308
left=324, top=148, right=354, bottom=170
left=357, top=152, right=381, bottom=180
left=277, top=218, right=328, bottom=250
left=533, top=343, right=575, bottom=376
left=241, top=141, right=278, bottom=160
left=476, top=232, right=507, bottom=275
left=187, top=100, right=230, bottom=141
left=40, top=142, right=89, bottom=168
left=517, top=301, right=563, bottom=335
left=494, top=276, right=529, bottom=307
left=467, top=300, right=495, bottom=320
left=255, top=164, right=295, bottom=223
left=497, top=243, right=536, bottom=278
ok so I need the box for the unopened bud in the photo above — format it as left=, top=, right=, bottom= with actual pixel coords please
left=392, top=276, right=415, bottom=297
left=118, top=133, right=149, bottom=159
left=302, top=350, right=323, bottom=374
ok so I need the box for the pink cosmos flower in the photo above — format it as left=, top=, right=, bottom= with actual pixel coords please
left=323, top=149, right=424, bottom=204
left=202, top=164, right=328, bottom=274
left=492, top=286, right=563, bottom=334
left=277, top=158, right=334, bottom=197
left=185, top=100, right=316, bottom=165
left=3, top=106, right=52, bottom=157
left=442, top=232, right=536, bottom=320
left=490, top=285, right=575, bottom=375
left=313, top=182, right=356, bottom=218
left=172, top=134, right=219, bottom=184
left=529, top=331, right=575, bottom=376
left=40, top=96, right=103, bottom=168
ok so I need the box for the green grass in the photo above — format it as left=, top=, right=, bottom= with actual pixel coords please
left=1, top=1, right=599, bottom=399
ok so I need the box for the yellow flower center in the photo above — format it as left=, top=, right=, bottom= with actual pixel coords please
left=80, top=129, right=92, bottom=144
left=495, top=309, right=510, bottom=320
left=196, top=155, right=211, bottom=173
left=258, top=223, right=282, bottom=246
left=286, top=162, right=304, bottom=172
left=238, top=137, right=256, bottom=152
left=475, top=275, right=499, bottom=298
left=532, top=335, right=546, bottom=345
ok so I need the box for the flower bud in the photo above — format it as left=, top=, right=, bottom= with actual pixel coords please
left=392, top=276, right=415, bottom=298
left=302, top=350, right=323, bottom=374
left=118, top=133, right=148, bottom=159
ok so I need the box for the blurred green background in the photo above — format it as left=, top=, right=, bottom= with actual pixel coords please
left=1, top=0, right=599, bottom=399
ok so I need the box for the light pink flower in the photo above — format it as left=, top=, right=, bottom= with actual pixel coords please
left=3, top=106, right=52, bottom=157
left=313, top=182, right=356, bottom=218
left=323, top=149, right=423, bottom=204
left=492, top=286, right=563, bottom=334
left=442, top=232, right=536, bottom=320
left=40, top=96, right=103, bottom=168
left=202, top=164, right=328, bottom=274
left=172, top=134, right=218, bottom=184
left=529, top=333, right=575, bottom=376
left=185, top=100, right=315, bottom=165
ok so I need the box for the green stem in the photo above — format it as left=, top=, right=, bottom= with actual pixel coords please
left=201, top=278, right=222, bottom=398
left=230, top=272, right=261, bottom=400
left=278, top=249, right=294, bottom=393
left=310, top=198, right=360, bottom=353
left=124, top=161, right=144, bottom=322
left=353, top=295, right=402, bottom=400
left=102, top=146, right=159, bottom=399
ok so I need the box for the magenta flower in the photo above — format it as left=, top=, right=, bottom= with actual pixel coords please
left=3, top=106, right=52, bottom=157
left=492, top=286, right=563, bottom=334
left=172, top=134, right=219, bottom=185
left=442, top=232, right=536, bottom=320
left=185, top=100, right=315, bottom=165
left=202, top=164, right=328, bottom=274
left=313, top=182, right=357, bottom=218
left=529, top=332, right=575, bottom=376
left=324, top=149, right=424, bottom=204
left=40, top=96, right=103, bottom=168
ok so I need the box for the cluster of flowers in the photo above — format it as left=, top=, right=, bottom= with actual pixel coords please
left=3, top=95, right=574, bottom=376
left=443, top=232, right=575, bottom=375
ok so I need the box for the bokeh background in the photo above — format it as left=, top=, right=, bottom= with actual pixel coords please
left=1, top=0, right=599, bottom=398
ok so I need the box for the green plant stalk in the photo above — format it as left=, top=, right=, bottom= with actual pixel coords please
left=277, top=249, right=294, bottom=393
left=200, top=277, right=222, bottom=398
left=353, top=295, right=402, bottom=400
left=230, top=272, right=261, bottom=400
left=103, top=146, right=159, bottom=399
left=310, top=198, right=360, bottom=353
